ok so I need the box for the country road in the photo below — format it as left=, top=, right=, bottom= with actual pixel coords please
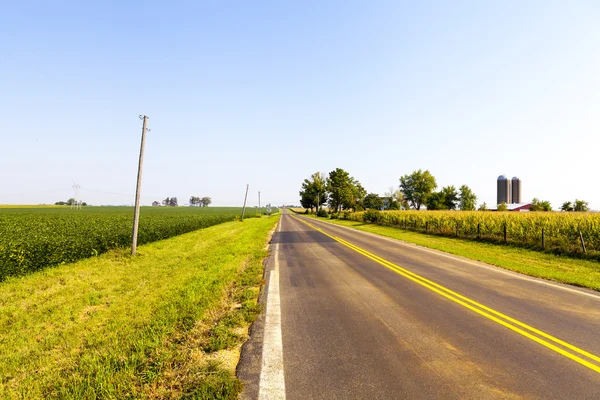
left=238, top=210, right=600, bottom=399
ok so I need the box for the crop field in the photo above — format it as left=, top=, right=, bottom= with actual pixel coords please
left=346, top=210, right=600, bottom=258
left=0, top=206, right=277, bottom=281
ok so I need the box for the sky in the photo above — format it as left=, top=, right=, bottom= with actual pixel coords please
left=1, top=1, right=599, bottom=209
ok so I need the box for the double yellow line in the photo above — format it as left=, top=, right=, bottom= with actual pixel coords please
left=291, top=215, right=600, bottom=375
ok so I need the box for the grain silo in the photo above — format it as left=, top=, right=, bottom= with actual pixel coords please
left=511, top=177, right=522, bottom=204
left=497, top=175, right=511, bottom=205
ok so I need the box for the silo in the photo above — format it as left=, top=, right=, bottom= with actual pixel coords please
left=497, top=175, right=511, bottom=205
left=511, top=177, right=521, bottom=204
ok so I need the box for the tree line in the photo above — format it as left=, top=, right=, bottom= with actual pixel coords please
left=300, top=168, right=592, bottom=213
left=299, top=168, right=479, bottom=213
left=189, top=196, right=212, bottom=207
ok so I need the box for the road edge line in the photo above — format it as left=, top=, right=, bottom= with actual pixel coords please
left=258, top=216, right=286, bottom=399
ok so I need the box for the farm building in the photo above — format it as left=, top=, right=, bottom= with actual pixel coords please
left=492, top=203, right=532, bottom=212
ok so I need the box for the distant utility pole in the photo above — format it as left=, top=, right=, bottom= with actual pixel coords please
left=258, top=191, right=261, bottom=216
left=131, top=115, right=149, bottom=255
left=241, top=184, right=249, bottom=221
left=317, top=190, right=320, bottom=213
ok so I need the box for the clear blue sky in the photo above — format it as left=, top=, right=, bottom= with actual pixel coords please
left=1, top=1, right=599, bottom=209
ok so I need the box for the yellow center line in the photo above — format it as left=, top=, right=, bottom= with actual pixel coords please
left=291, top=215, right=600, bottom=375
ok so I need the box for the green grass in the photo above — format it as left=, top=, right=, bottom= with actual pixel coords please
left=302, top=214, right=600, bottom=291
left=0, top=206, right=277, bottom=280
left=0, top=215, right=279, bottom=399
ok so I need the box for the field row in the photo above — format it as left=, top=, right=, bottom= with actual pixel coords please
left=343, top=210, right=600, bottom=257
left=0, top=206, right=277, bottom=280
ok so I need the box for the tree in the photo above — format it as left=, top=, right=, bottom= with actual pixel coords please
left=478, top=202, right=488, bottom=211
left=363, top=193, right=384, bottom=210
left=344, top=181, right=366, bottom=212
left=426, top=191, right=447, bottom=210
left=459, top=185, right=477, bottom=211
left=384, top=187, right=407, bottom=210
left=189, top=196, right=200, bottom=206
left=497, top=202, right=508, bottom=211
left=200, top=197, right=212, bottom=207
left=162, top=197, right=171, bottom=207
left=326, top=168, right=355, bottom=213
left=169, top=197, right=178, bottom=207
left=530, top=198, right=551, bottom=211
left=574, top=199, right=590, bottom=212
left=441, top=186, right=459, bottom=210
left=67, top=198, right=76, bottom=206
left=399, top=169, right=437, bottom=210
left=299, top=172, right=328, bottom=212
left=561, top=201, right=574, bottom=212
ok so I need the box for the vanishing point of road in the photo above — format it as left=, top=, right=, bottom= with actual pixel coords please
left=238, top=209, right=600, bottom=399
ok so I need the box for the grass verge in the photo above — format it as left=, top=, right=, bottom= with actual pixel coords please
left=0, top=216, right=279, bottom=399
left=302, top=214, right=600, bottom=291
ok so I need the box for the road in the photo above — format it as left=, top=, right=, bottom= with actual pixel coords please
left=238, top=210, right=600, bottom=399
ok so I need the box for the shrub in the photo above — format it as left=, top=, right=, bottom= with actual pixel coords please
left=316, top=209, right=329, bottom=218
left=363, top=209, right=382, bottom=223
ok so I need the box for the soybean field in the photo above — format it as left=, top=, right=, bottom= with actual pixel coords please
left=0, top=206, right=276, bottom=280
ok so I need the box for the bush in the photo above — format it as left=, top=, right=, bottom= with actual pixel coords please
left=329, top=213, right=339, bottom=219
left=317, top=209, right=329, bottom=218
left=342, top=211, right=351, bottom=220
left=363, top=209, right=382, bottom=223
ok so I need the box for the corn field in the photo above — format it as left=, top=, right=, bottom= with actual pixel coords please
left=0, top=206, right=274, bottom=281
left=348, top=210, right=600, bottom=257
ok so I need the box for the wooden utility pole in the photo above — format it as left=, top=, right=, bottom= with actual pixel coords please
left=241, top=184, right=249, bottom=221
left=131, top=115, right=149, bottom=255
left=258, top=191, right=261, bottom=216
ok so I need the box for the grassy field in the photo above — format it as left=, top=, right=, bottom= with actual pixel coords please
left=0, top=206, right=276, bottom=280
left=0, top=215, right=279, bottom=399
left=300, top=213, right=600, bottom=291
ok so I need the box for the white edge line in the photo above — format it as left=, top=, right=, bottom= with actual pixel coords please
left=258, top=215, right=286, bottom=400
left=301, top=215, right=600, bottom=301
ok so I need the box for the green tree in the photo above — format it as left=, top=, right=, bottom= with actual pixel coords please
left=326, top=168, right=355, bottom=213
left=497, top=202, right=508, bottom=211
left=363, top=193, right=384, bottom=210
left=426, top=191, right=447, bottom=210
left=384, top=187, right=407, bottom=210
left=459, top=185, right=477, bottom=211
left=345, top=181, right=366, bottom=211
left=441, top=186, right=459, bottom=210
left=530, top=198, right=551, bottom=211
left=299, top=172, right=328, bottom=212
left=574, top=199, right=590, bottom=212
left=399, top=169, right=437, bottom=210
left=561, top=201, right=574, bottom=212
left=478, top=202, right=488, bottom=211
left=200, top=197, right=212, bottom=207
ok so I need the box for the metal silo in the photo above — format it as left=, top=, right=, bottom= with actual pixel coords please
left=511, top=177, right=521, bottom=204
left=497, top=175, right=510, bottom=205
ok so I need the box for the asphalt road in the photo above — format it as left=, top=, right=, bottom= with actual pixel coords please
left=238, top=210, right=600, bottom=399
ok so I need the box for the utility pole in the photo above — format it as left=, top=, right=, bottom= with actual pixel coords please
left=258, top=191, right=261, bottom=216
left=241, top=184, right=249, bottom=221
left=131, top=115, right=149, bottom=255
left=317, top=190, right=320, bottom=213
